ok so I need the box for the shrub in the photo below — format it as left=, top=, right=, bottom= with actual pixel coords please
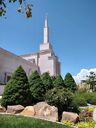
left=41, top=72, right=53, bottom=93
left=64, top=73, right=77, bottom=92
left=1, top=66, right=31, bottom=107
left=45, top=87, right=78, bottom=114
left=73, top=93, right=87, bottom=106
left=53, top=75, right=65, bottom=88
left=62, top=120, right=96, bottom=128
left=74, top=92, right=96, bottom=106
left=83, top=92, right=96, bottom=105
left=29, top=71, right=45, bottom=102
left=76, top=121, right=96, bottom=128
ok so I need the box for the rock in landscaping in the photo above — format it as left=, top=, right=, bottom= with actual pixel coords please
left=7, top=105, right=24, bottom=114
left=0, top=105, right=6, bottom=112
left=61, top=112, right=79, bottom=123
left=20, top=106, right=35, bottom=116
left=33, top=102, right=58, bottom=122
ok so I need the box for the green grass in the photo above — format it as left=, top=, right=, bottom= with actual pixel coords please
left=0, top=114, right=71, bottom=128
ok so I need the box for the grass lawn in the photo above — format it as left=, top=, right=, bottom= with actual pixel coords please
left=0, top=114, right=71, bottom=128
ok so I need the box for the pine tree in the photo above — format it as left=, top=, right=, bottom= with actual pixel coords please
left=53, top=75, right=64, bottom=88
left=64, top=73, right=77, bottom=92
left=1, top=66, right=31, bottom=107
left=41, top=72, right=53, bottom=92
left=29, top=71, right=45, bottom=102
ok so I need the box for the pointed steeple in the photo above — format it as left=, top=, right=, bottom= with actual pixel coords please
left=44, top=16, right=49, bottom=43
left=40, top=16, right=52, bottom=51
left=45, top=16, right=48, bottom=28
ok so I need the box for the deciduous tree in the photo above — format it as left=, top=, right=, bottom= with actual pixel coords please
left=0, top=0, right=32, bottom=18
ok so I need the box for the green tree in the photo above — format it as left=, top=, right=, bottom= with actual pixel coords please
left=85, top=71, right=96, bottom=91
left=0, top=0, right=32, bottom=18
left=41, top=72, right=53, bottom=93
left=64, top=73, right=77, bottom=92
left=1, top=66, right=31, bottom=107
left=53, top=75, right=64, bottom=88
left=29, top=71, right=45, bottom=102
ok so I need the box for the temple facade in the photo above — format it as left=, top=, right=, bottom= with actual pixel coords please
left=0, top=17, right=60, bottom=85
left=21, top=17, right=60, bottom=76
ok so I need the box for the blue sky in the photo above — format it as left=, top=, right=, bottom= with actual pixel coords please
left=0, top=0, right=96, bottom=76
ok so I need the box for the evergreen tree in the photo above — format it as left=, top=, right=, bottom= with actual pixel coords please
left=64, top=73, right=77, bottom=92
left=29, top=71, right=45, bottom=102
left=41, top=72, right=53, bottom=92
left=1, top=66, right=31, bottom=107
left=53, top=75, right=64, bottom=88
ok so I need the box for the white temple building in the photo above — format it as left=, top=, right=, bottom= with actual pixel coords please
left=21, top=17, right=60, bottom=76
left=0, top=17, right=60, bottom=86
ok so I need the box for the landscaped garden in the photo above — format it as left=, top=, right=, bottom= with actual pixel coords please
left=0, top=66, right=96, bottom=128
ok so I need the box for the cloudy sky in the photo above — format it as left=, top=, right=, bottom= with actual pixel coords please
left=74, top=68, right=96, bottom=84
left=0, top=0, right=96, bottom=79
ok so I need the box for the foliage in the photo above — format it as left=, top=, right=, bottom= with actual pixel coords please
left=53, top=75, right=65, bottom=88
left=1, top=66, right=31, bottom=107
left=73, top=92, right=96, bottom=106
left=84, top=71, right=96, bottom=91
left=29, top=71, right=45, bottom=102
left=83, top=92, right=96, bottom=105
left=41, top=72, right=53, bottom=93
left=75, top=121, right=96, bottom=128
left=80, top=106, right=96, bottom=113
left=62, top=120, right=96, bottom=128
left=62, top=120, right=75, bottom=127
left=0, top=114, right=71, bottom=128
left=73, top=93, right=87, bottom=106
left=64, top=73, right=77, bottom=92
left=45, top=87, right=78, bottom=113
left=0, top=0, right=32, bottom=18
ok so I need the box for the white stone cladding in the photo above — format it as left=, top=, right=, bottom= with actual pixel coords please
left=0, top=48, right=39, bottom=83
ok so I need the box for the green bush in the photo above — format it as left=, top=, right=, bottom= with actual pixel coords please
left=74, top=92, right=96, bottom=106
left=73, top=93, right=87, bottom=106
left=29, top=71, right=45, bottom=102
left=41, top=72, right=53, bottom=93
left=1, top=66, right=31, bottom=107
left=83, top=92, right=96, bottom=105
left=45, top=87, right=78, bottom=114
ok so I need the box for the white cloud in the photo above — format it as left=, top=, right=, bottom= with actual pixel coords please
left=73, top=68, right=96, bottom=84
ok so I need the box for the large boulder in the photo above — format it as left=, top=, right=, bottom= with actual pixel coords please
left=0, top=105, right=6, bottom=112
left=61, top=112, right=79, bottom=123
left=7, top=105, right=24, bottom=114
left=33, top=102, right=58, bottom=122
left=20, top=106, right=35, bottom=116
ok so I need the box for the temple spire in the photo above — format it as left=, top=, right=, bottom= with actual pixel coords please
left=44, top=16, right=49, bottom=43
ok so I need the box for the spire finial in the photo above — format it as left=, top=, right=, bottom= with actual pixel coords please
left=45, top=14, right=48, bottom=28
left=44, top=15, right=49, bottom=43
